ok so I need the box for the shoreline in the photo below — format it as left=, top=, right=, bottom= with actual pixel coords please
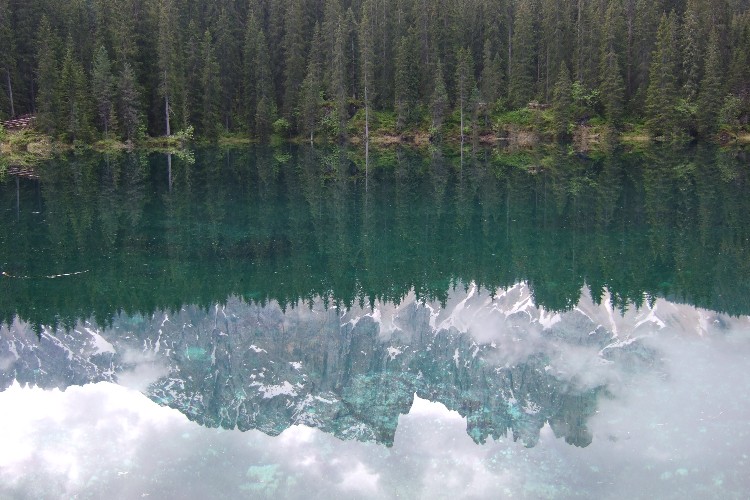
left=2, top=123, right=749, bottom=170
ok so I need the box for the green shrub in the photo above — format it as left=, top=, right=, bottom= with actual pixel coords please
left=272, top=118, right=291, bottom=138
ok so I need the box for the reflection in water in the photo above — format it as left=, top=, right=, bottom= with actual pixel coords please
left=3, top=283, right=744, bottom=449
left=2, top=145, right=750, bottom=497
left=2, top=286, right=750, bottom=498
left=1, top=145, right=750, bottom=331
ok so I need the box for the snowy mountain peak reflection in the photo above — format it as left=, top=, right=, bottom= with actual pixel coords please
left=6, top=282, right=731, bottom=448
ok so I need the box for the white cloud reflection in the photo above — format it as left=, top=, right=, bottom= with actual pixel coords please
left=2, top=290, right=750, bottom=499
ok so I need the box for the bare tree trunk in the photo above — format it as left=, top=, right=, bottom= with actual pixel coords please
left=6, top=69, right=14, bottom=118
left=164, top=71, right=171, bottom=136
left=364, top=81, right=370, bottom=141
left=165, top=96, right=171, bottom=136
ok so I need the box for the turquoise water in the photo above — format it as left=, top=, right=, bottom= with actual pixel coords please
left=1, top=146, right=749, bottom=498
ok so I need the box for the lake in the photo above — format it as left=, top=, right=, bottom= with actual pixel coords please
left=1, top=145, right=750, bottom=498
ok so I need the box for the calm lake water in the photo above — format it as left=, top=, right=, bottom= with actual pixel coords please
left=1, top=145, right=750, bottom=498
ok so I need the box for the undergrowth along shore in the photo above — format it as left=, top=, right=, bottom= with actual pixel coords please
left=2, top=108, right=749, bottom=176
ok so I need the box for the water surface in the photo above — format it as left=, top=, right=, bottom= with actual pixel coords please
left=1, top=146, right=749, bottom=498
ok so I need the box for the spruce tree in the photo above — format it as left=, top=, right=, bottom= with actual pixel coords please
left=92, top=45, right=117, bottom=138
left=681, top=0, right=703, bottom=103
left=242, top=14, right=261, bottom=134
left=430, top=60, right=449, bottom=136
left=330, top=16, right=348, bottom=138
left=0, top=0, right=15, bottom=118
left=360, top=1, right=375, bottom=141
left=455, top=47, right=476, bottom=143
left=59, top=37, right=92, bottom=142
left=200, top=30, right=221, bottom=140
left=697, top=29, right=724, bottom=137
left=254, top=30, right=275, bottom=140
left=283, top=0, right=308, bottom=125
left=479, top=39, right=503, bottom=126
left=552, top=63, right=572, bottom=139
left=394, top=32, right=419, bottom=130
left=509, top=0, right=535, bottom=109
left=300, top=24, right=323, bottom=143
left=35, top=17, right=60, bottom=134
left=118, top=62, right=141, bottom=143
left=645, top=13, right=679, bottom=138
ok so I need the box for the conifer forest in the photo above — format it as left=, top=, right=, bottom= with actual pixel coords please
left=1, top=0, right=750, bottom=143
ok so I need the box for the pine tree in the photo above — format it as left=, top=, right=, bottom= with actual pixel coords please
left=430, top=60, right=449, bottom=136
left=35, top=16, right=60, bottom=134
left=697, top=29, right=724, bottom=137
left=254, top=29, right=275, bottom=140
left=300, top=24, right=322, bottom=143
left=455, top=47, right=476, bottom=143
left=242, top=14, right=261, bottom=134
left=394, top=31, right=419, bottom=130
left=509, top=0, right=535, bottom=109
left=360, top=0, right=376, bottom=141
left=118, top=62, right=141, bottom=143
left=213, top=5, right=242, bottom=131
left=330, top=15, right=348, bottom=138
left=200, top=29, right=221, bottom=140
left=92, top=45, right=117, bottom=137
left=156, top=0, right=182, bottom=136
left=0, top=0, right=16, bottom=118
left=645, top=13, right=679, bottom=138
left=552, top=62, right=572, bottom=139
left=681, top=0, right=703, bottom=103
left=283, top=0, right=308, bottom=125
left=599, top=1, right=625, bottom=127
left=59, top=37, right=92, bottom=142
left=480, top=39, right=503, bottom=126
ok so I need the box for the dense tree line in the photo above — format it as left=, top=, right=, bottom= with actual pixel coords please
left=1, top=0, right=750, bottom=142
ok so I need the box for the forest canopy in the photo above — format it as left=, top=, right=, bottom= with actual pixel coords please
left=1, top=0, right=749, bottom=142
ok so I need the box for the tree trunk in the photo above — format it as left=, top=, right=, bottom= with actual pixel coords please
left=6, top=69, right=14, bottom=118
left=364, top=81, right=370, bottom=141
left=165, top=95, right=171, bottom=136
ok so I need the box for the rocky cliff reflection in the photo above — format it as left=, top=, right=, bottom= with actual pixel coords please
left=6, top=282, right=730, bottom=449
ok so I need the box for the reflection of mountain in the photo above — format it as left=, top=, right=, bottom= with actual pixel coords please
left=5, top=283, right=731, bottom=448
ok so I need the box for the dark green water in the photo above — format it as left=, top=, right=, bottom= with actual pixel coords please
left=1, top=146, right=750, bottom=498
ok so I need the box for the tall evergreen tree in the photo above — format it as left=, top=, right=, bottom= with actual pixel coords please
left=394, top=31, right=419, bottom=130
left=92, top=46, right=117, bottom=137
left=254, top=29, right=275, bottom=140
left=430, top=59, right=449, bottom=135
left=300, top=24, right=323, bottom=143
left=199, top=29, right=221, bottom=139
left=59, top=37, right=92, bottom=142
left=599, top=1, right=625, bottom=127
left=680, top=0, right=704, bottom=103
left=509, top=0, right=535, bottom=109
left=35, top=16, right=60, bottom=134
left=118, top=61, right=141, bottom=143
left=156, top=0, right=184, bottom=136
left=697, top=28, right=724, bottom=137
left=330, top=15, right=349, bottom=138
left=480, top=38, right=503, bottom=125
left=283, top=0, right=308, bottom=125
left=360, top=0, right=376, bottom=141
left=552, top=62, right=573, bottom=139
left=0, top=0, right=16, bottom=118
left=645, top=13, right=680, bottom=138
left=455, top=47, right=476, bottom=142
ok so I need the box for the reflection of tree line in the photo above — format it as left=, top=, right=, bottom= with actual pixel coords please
left=1, top=145, right=749, bottom=330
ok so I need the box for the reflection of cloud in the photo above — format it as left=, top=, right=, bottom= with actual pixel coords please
left=3, top=335, right=750, bottom=500
left=117, top=348, right=171, bottom=391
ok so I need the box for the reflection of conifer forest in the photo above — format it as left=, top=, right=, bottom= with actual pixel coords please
left=1, top=0, right=750, bottom=141
left=1, top=145, right=749, bottom=330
